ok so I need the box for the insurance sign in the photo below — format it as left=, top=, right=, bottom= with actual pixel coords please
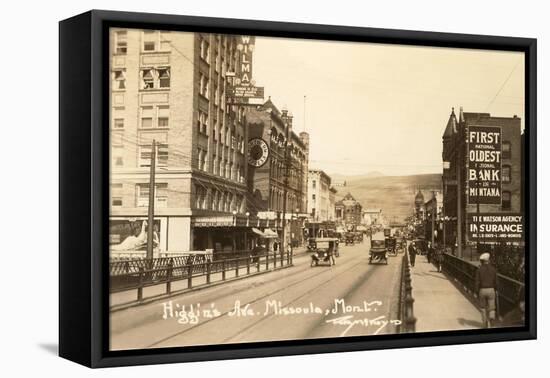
left=467, top=213, right=524, bottom=241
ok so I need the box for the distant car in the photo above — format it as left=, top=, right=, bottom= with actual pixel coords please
left=369, top=233, right=388, bottom=265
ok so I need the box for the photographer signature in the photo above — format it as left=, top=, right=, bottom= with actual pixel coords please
left=325, top=315, right=402, bottom=336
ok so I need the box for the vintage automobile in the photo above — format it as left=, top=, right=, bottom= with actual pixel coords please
left=385, top=236, right=397, bottom=256
left=414, top=238, right=428, bottom=255
left=310, top=237, right=339, bottom=267
left=369, top=233, right=388, bottom=264
left=345, top=232, right=356, bottom=246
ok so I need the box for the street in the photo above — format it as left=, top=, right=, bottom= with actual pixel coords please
left=110, top=236, right=403, bottom=350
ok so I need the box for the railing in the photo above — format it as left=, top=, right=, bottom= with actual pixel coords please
left=110, top=251, right=293, bottom=305
left=398, top=248, right=416, bottom=333
left=442, top=253, right=525, bottom=317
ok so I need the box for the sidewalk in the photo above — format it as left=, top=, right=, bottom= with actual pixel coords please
left=411, top=255, right=483, bottom=332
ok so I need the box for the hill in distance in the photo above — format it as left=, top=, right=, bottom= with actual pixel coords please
left=330, top=171, right=385, bottom=183
left=334, top=173, right=442, bottom=222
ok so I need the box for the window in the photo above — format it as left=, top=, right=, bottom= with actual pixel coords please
left=195, top=185, right=207, bottom=209
left=142, top=30, right=171, bottom=52
left=143, top=31, right=156, bottom=51
left=502, top=191, right=511, bottom=210
left=197, top=148, right=208, bottom=171
left=213, top=154, right=217, bottom=174
left=158, top=68, right=170, bottom=88
left=140, top=105, right=169, bottom=128
left=114, top=118, right=124, bottom=129
left=112, top=198, right=123, bottom=207
left=502, top=141, right=511, bottom=159
left=502, top=165, right=511, bottom=183
left=141, top=68, right=170, bottom=90
left=212, top=190, right=219, bottom=211
left=312, top=194, right=316, bottom=201
left=112, top=69, right=126, bottom=90
left=140, top=106, right=154, bottom=128
left=198, top=111, right=208, bottom=134
left=115, top=31, right=127, bottom=54
left=157, top=106, right=169, bottom=128
left=139, top=144, right=168, bottom=168
left=111, top=183, right=123, bottom=207
left=312, top=180, right=316, bottom=189
left=199, top=72, right=210, bottom=98
left=142, top=69, right=155, bottom=89
left=112, top=147, right=123, bottom=167
left=137, top=183, right=168, bottom=208
left=200, top=38, right=210, bottom=63
left=112, top=107, right=125, bottom=129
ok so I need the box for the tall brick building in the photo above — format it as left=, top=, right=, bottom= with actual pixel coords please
left=441, top=107, right=523, bottom=258
left=109, top=29, right=253, bottom=254
left=246, top=99, right=309, bottom=246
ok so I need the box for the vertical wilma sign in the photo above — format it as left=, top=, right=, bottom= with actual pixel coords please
left=467, top=125, right=502, bottom=204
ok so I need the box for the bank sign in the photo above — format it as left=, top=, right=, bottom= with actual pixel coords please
left=467, top=125, right=502, bottom=204
left=467, top=213, right=523, bottom=242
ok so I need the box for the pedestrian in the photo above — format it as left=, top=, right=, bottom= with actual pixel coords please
left=435, top=247, right=444, bottom=272
left=408, top=241, right=417, bottom=267
left=427, top=242, right=434, bottom=264
left=476, top=253, right=498, bottom=328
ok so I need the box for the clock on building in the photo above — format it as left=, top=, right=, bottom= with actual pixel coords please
left=248, top=138, right=269, bottom=167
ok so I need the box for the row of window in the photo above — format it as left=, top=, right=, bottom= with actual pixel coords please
left=194, top=185, right=244, bottom=213
left=111, top=144, right=169, bottom=168
left=114, top=30, right=172, bottom=55
left=112, top=106, right=170, bottom=130
left=111, top=183, right=168, bottom=208
left=112, top=67, right=171, bottom=91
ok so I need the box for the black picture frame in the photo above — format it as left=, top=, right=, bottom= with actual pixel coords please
left=59, top=9, right=537, bottom=368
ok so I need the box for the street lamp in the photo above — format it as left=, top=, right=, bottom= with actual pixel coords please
left=245, top=211, right=250, bottom=251
left=232, top=210, right=238, bottom=252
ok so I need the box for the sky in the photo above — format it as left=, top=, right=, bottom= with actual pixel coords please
left=252, top=36, right=525, bottom=177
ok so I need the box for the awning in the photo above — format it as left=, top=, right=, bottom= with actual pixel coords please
left=252, top=228, right=266, bottom=237
left=263, top=228, right=279, bottom=239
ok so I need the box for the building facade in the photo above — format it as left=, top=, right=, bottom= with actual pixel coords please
left=109, top=29, right=254, bottom=255
left=424, top=191, right=443, bottom=244
left=246, top=99, right=309, bottom=246
left=363, top=208, right=382, bottom=225
left=335, top=193, right=363, bottom=229
left=329, top=186, right=338, bottom=221
left=307, top=169, right=333, bottom=222
left=441, top=107, right=523, bottom=257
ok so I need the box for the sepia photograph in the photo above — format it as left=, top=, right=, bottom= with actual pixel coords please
left=107, top=28, right=526, bottom=351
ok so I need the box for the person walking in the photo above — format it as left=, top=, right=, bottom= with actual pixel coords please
left=408, top=241, right=417, bottom=267
left=427, top=242, right=434, bottom=264
left=476, top=253, right=498, bottom=328
left=434, top=247, right=444, bottom=272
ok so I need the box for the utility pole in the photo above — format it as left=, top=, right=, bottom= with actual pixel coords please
left=281, top=116, right=291, bottom=265
left=431, top=191, right=436, bottom=246
left=146, top=139, right=157, bottom=261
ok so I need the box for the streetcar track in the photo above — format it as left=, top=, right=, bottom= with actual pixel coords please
left=146, top=250, right=365, bottom=348
left=222, top=259, right=376, bottom=344
left=303, top=258, right=401, bottom=339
